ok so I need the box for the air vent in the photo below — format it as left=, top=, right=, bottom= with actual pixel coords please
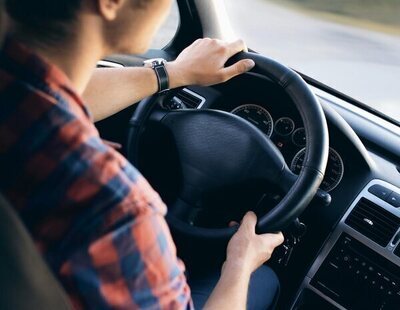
left=173, top=89, right=205, bottom=109
left=345, top=198, right=400, bottom=247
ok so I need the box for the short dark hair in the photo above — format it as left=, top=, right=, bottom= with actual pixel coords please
left=6, top=0, right=82, bottom=43
left=5, top=0, right=150, bottom=44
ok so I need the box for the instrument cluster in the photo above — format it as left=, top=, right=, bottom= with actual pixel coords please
left=231, top=104, right=344, bottom=192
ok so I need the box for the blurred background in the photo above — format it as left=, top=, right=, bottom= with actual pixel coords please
left=154, top=0, right=400, bottom=122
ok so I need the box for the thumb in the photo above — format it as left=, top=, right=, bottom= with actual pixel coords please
left=239, top=211, right=257, bottom=233
left=222, top=59, right=255, bottom=80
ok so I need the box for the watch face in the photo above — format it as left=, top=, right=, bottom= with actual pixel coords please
left=143, top=58, right=167, bottom=67
left=143, top=58, right=170, bottom=93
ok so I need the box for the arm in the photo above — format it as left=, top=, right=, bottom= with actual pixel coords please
left=83, top=66, right=159, bottom=122
left=83, top=39, right=256, bottom=122
left=204, top=262, right=250, bottom=310
left=205, top=213, right=284, bottom=310
left=22, top=92, right=192, bottom=308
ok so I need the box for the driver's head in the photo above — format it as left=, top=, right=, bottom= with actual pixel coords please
left=5, top=0, right=173, bottom=55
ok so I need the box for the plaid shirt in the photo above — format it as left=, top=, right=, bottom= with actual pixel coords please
left=0, top=37, right=192, bottom=309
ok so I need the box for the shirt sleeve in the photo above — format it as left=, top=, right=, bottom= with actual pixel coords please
left=60, top=195, right=193, bottom=310
left=20, top=95, right=193, bottom=309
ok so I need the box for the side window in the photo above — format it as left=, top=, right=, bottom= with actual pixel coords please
left=151, top=1, right=180, bottom=49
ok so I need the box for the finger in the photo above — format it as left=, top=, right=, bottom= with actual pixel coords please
left=261, top=232, right=285, bottom=247
left=240, top=211, right=257, bottom=232
left=222, top=59, right=255, bottom=80
left=226, top=39, right=248, bottom=55
left=103, top=139, right=122, bottom=150
left=228, top=221, right=239, bottom=227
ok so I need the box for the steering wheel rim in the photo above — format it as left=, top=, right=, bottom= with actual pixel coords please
left=128, top=52, right=329, bottom=239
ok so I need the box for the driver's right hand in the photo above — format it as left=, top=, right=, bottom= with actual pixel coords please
left=225, top=212, right=284, bottom=274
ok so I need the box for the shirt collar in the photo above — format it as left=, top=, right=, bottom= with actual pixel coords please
left=1, top=36, right=74, bottom=88
left=0, top=36, right=91, bottom=118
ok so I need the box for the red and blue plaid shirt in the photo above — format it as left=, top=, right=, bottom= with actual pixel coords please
left=0, top=37, right=192, bottom=309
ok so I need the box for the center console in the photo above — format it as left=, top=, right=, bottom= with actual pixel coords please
left=291, top=180, right=400, bottom=310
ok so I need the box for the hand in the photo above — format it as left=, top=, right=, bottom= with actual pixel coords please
left=166, top=38, right=255, bottom=88
left=225, top=212, right=284, bottom=275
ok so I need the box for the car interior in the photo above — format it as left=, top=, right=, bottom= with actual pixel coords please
left=1, top=0, right=400, bottom=309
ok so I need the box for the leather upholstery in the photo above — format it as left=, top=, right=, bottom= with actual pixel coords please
left=0, top=194, right=71, bottom=310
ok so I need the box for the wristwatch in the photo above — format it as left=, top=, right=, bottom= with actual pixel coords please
left=143, top=58, right=170, bottom=93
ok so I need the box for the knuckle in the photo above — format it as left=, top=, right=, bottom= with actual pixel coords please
left=215, top=44, right=225, bottom=54
left=264, top=249, right=272, bottom=260
left=219, top=72, right=229, bottom=82
left=237, top=62, right=247, bottom=73
left=212, top=39, right=223, bottom=48
left=237, top=39, right=245, bottom=47
left=266, top=242, right=277, bottom=254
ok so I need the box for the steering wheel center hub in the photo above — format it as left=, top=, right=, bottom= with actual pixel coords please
left=161, top=109, right=286, bottom=194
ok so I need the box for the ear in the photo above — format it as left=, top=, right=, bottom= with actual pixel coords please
left=97, top=0, right=125, bottom=21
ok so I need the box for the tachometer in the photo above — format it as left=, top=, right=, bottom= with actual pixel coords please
left=231, top=104, right=274, bottom=137
left=291, top=148, right=344, bottom=192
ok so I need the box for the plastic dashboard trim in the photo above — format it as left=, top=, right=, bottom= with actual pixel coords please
left=291, top=179, right=400, bottom=309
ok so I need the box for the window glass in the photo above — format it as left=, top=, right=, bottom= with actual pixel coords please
left=151, top=1, right=180, bottom=49
left=225, top=0, right=400, bottom=121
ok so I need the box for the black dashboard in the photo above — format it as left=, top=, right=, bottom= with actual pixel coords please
left=213, top=94, right=344, bottom=193
left=155, top=72, right=400, bottom=309
left=96, top=60, right=400, bottom=310
left=163, top=73, right=368, bottom=199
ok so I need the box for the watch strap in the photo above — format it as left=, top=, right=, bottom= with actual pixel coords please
left=153, top=63, right=169, bottom=93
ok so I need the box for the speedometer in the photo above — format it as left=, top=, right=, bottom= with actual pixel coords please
left=231, top=104, right=274, bottom=137
left=291, top=148, right=344, bottom=192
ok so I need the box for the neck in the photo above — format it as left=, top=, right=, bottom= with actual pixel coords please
left=13, top=21, right=104, bottom=95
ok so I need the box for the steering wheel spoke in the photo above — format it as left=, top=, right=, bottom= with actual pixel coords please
left=276, top=166, right=298, bottom=192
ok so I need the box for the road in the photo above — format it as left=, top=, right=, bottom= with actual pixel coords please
left=225, top=0, right=400, bottom=120
left=156, top=0, right=400, bottom=120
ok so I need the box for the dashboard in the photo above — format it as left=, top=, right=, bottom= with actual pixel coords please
left=98, top=57, right=400, bottom=310
left=163, top=79, right=400, bottom=309
left=229, top=103, right=345, bottom=193
left=168, top=83, right=346, bottom=194
left=157, top=72, right=376, bottom=218
left=293, top=180, right=400, bottom=310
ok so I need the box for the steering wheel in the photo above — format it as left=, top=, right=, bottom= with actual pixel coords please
left=127, top=52, right=329, bottom=239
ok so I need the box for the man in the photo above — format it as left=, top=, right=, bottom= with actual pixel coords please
left=0, top=0, right=284, bottom=309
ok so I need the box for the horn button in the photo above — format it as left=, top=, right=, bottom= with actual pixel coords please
left=160, top=109, right=287, bottom=196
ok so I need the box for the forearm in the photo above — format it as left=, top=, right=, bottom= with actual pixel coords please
left=83, top=67, right=157, bottom=122
left=83, top=39, right=254, bottom=122
left=83, top=63, right=186, bottom=122
left=204, top=262, right=251, bottom=310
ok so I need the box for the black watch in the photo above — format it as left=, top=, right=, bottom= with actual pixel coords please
left=144, top=58, right=170, bottom=93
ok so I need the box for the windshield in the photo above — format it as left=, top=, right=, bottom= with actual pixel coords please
left=225, top=0, right=400, bottom=121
